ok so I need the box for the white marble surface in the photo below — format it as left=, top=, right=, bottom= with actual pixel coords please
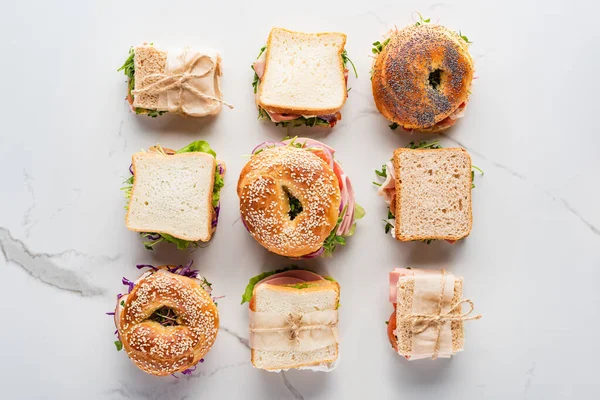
left=1, top=0, right=599, bottom=399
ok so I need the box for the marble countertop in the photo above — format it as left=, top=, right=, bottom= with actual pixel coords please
left=1, top=0, right=599, bottom=399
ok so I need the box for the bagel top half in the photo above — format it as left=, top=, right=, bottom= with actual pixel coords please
left=237, top=146, right=341, bottom=257
left=372, top=24, right=474, bottom=132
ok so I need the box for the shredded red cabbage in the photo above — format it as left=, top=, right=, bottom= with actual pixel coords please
left=212, top=204, right=220, bottom=228
left=136, top=261, right=199, bottom=279
left=129, top=164, right=134, bottom=175
left=122, top=277, right=135, bottom=293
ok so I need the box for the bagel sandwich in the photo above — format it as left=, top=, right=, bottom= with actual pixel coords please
left=371, top=20, right=474, bottom=132
left=109, top=262, right=219, bottom=376
left=118, top=43, right=226, bottom=117
left=387, top=268, right=481, bottom=360
left=242, top=267, right=340, bottom=371
left=237, top=138, right=364, bottom=258
left=251, top=28, right=357, bottom=128
left=374, top=141, right=482, bottom=243
left=122, top=141, right=225, bottom=250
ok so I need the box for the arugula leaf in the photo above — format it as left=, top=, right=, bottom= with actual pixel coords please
left=176, top=140, right=217, bottom=157
left=407, top=140, right=442, bottom=149
left=114, top=340, right=123, bottom=351
left=384, top=220, right=394, bottom=234
left=341, top=49, right=358, bottom=78
left=284, top=188, right=303, bottom=220
left=458, top=31, right=472, bottom=44
left=375, top=164, right=387, bottom=178
left=241, top=266, right=301, bottom=304
left=389, top=122, right=400, bottom=130
left=372, top=38, right=391, bottom=54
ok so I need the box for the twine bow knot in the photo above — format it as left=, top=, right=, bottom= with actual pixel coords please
left=132, top=47, right=234, bottom=114
left=405, top=269, right=482, bottom=360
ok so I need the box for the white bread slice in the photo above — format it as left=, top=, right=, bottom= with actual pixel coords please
left=258, top=28, right=347, bottom=115
left=393, top=148, right=472, bottom=241
left=125, top=152, right=216, bottom=242
left=250, top=281, right=340, bottom=371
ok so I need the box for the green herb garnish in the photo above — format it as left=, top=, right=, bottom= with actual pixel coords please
left=415, top=12, right=431, bottom=26
left=284, top=188, right=303, bottom=220
left=120, top=300, right=125, bottom=307
left=389, top=122, right=400, bottom=130
left=114, top=340, right=123, bottom=351
left=458, top=31, right=472, bottom=44
left=407, top=140, right=442, bottom=149
left=322, top=203, right=365, bottom=255
left=341, top=49, right=358, bottom=78
left=372, top=38, right=391, bottom=54
left=149, top=306, right=179, bottom=327
left=384, top=220, right=394, bottom=234
left=375, top=164, right=387, bottom=178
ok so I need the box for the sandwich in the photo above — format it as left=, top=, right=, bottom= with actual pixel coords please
left=374, top=141, right=482, bottom=243
left=251, top=28, right=357, bottom=128
left=118, top=43, right=230, bottom=117
left=371, top=15, right=474, bottom=132
left=108, top=262, right=220, bottom=376
left=242, top=267, right=340, bottom=371
left=238, top=137, right=364, bottom=258
left=122, top=140, right=225, bottom=250
left=387, top=268, right=481, bottom=360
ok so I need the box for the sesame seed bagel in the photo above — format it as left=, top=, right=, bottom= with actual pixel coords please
left=116, top=269, right=219, bottom=376
left=237, top=146, right=341, bottom=257
left=372, top=24, right=474, bottom=132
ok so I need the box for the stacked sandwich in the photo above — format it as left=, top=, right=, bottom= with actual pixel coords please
left=242, top=267, right=340, bottom=371
left=123, top=141, right=225, bottom=250
left=375, top=141, right=479, bottom=243
left=118, top=43, right=228, bottom=117
left=387, top=268, right=480, bottom=360
left=252, top=28, right=356, bottom=127
left=238, top=138, right=364, bottom=258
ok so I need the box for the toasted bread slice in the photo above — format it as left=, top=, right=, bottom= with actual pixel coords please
left=396, top=275, right=464, bottom=357
left=250, top=280, right=340, bottom=371
left=393, top=148, right=472, bottom=241
left=125, top=152, right=216, bottom=242
left=258, top=28, right=347, bottom=115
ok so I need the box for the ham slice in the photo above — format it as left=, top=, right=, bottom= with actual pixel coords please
left=253, top=51, right=267, bottom=79
left=377, top=160, right=395, bottom=205
left=256, top=270, right=325, bottom=288
left=389, top=268, right=414, bottom=303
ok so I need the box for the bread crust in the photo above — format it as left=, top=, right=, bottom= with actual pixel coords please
left=371, top=24, right=473, bottom=132
left=117, top=269, right=219, bottom=376
left=125, top=150, right=216, bottom=242
left=393, top=147, right=472, bottom=241
left=237, top=146, right=341, bottom=257
left=258, top=27, right=347, bottom=115
left=249, top=280, right=340, bottom=370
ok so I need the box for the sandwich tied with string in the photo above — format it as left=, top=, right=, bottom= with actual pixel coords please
left=388, top=268, right=481, bottom=360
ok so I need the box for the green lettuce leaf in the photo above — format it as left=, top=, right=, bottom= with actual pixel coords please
left=176, top=140, right=217, bottom=158
left=241, top=266, right=301, bottom=304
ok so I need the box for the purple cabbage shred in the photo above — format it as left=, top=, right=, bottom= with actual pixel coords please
left=122, top=277, right=135, bottom=293
left=129, top=164, right=134, bottom=175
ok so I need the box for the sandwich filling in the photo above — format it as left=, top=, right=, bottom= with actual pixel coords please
left=245, top=138, right=365, bottom=257
left=108, top=262, right=221, bottom=376
left=251, top=46, right=357, bottom=128
left=122, top=140, right=225, bottom=250
left=373, top=141, right=482, bottom=243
